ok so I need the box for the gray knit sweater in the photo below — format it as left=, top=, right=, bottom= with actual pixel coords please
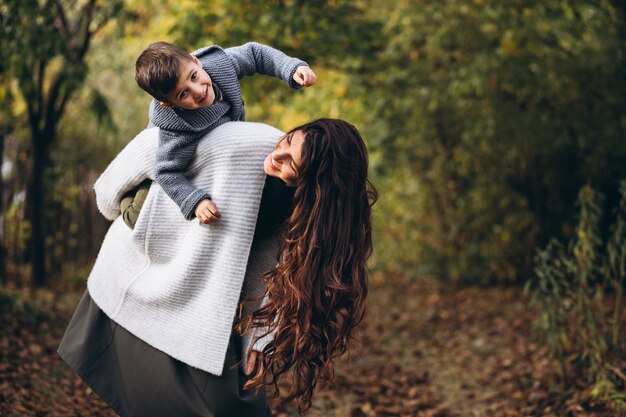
left=151, top=42, right=306, bottom=220
left=91, top=122, right=283, bottom=375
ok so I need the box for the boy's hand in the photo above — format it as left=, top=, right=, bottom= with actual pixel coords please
left=293, top=66, right=317, bottom=87
left=195, top=199, right=221, bottom=224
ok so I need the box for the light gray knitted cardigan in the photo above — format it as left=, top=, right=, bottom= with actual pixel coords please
left=89, top=122, right=282, bottom=375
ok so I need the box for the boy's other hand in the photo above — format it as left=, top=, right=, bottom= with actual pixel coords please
left=195, top=199, right=221, bottom=224
left=293, top=66, right=317, bottom=87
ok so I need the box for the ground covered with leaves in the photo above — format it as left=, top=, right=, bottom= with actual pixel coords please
left=0, top=276, right=620, bottom=417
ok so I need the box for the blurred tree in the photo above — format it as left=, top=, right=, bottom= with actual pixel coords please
left=364, top=0, right=626, bottom=283
left=0, top=130, right=4, bottom=284
left=0, top=10, right=14, bottom=284
left=168, top=0, right=382, bottom=69
left=0, top=0, right=125, bottom=286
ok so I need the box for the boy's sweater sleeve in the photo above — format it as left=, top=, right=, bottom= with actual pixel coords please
left=224, top=42, right=307, bottom=90
left=155, top=129, right=211, bottom=220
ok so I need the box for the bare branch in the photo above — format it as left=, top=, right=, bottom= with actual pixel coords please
left=51, top=0, right=71, bottom=43
left=42, top=64, right=66, bottom=143
left=36, top=60, right=45, bottom=122
left=19, top=60, right=41, bottom=138
left=608, top=365, right=626, bottom=384
left=54, top=90, right=71, bottom=128
left=76, top=0, right=96, bottom=58
left=92, top=14, right=114, bottom=37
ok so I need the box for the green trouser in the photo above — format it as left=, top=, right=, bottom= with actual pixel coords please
left=120, top=179, right=151, bottom=229
left=58, top=290, right=272, bottom=417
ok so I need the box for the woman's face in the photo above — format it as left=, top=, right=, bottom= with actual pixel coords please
left=264, top=130, right=305, bottom=187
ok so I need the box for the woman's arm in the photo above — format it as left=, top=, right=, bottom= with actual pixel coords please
left=94, top=128, right=159, bottom=220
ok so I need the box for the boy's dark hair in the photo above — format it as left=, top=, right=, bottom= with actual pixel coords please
left=135, top=42, right=194, bottom=102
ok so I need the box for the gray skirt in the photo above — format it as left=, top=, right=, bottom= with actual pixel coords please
left=58, top=290, right=271, bottom=417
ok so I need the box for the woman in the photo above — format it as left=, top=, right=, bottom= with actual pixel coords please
left=58, top=118, right=376, bottom=416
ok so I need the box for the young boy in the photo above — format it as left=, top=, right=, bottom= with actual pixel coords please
left=123, top=41, right=316, bottom=228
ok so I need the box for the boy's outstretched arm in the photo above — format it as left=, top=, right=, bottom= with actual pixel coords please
left=224, top=42, right=315, bottom=90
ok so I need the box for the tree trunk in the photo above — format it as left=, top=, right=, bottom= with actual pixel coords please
left=0, top=132, right=5, bottom=285
left=28, top=136, right=47, bottom=287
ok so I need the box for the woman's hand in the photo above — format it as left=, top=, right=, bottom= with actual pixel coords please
left=246, top=350, right=263, bottom=375
left=293, top=66, right=317, bottom=87
left=195, top=198, right=221, bottom=224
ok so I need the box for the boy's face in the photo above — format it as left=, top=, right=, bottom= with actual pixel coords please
left=160, top=55, right=215, bottom=110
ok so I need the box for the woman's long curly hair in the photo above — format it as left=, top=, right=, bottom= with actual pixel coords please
left=238, top=118, right=377, bottom=414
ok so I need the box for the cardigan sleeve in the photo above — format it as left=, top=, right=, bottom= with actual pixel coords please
left=94, top=128, right=159, bottom=221
left=224, top=42, right=307, bottom=90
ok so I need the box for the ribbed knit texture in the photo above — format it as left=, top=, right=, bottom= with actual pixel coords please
left=90, top=122, right=283, bottom=376
left=152, top=43, right=306, bottom=220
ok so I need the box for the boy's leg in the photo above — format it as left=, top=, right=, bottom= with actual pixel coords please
left=120, top=179, right=151, bottom=229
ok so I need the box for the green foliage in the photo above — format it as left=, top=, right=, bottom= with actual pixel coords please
left=169, top=0, right=383, bottom=69
left=0, top=0, right=124, bottom=130
left=526, top=182, right=626, bottom=412
left=4, top=198, right=30, bottom=275
left=2, top=0, right=626, bottom=289
left=0, top=0, right=128, bottom=286
left=0, top=288, right=41, bottom=324
left=606, top=182, right=626, bottom=347
left=361, top=0, right=626, bottom=282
